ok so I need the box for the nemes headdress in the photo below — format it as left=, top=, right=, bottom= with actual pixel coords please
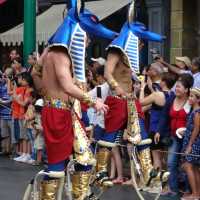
left=107, top=1, right=165, bottom=74
left=48, top=0, right=117, bottom=82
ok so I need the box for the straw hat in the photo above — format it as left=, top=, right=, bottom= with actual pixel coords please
left=175, top=56, right=191, bottom=67
left=190, top=87, right=200, bottom=97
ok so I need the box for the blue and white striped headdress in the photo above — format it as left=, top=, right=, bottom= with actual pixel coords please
left=48, top=0, right=117, bottom=83
left=107, top=1, right=165, bottom=74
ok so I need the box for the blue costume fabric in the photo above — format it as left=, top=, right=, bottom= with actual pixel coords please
left=108, top=21, right=165, bottom=74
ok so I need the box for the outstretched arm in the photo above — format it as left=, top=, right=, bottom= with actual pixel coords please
left=158, top=58, right=181, bottom=75
left=52, top=50, right=108, bottom=113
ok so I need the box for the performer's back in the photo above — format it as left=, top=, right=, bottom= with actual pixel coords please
left=42, top=46, right=71, bottom=102
left=113, top=60, right=132, bottom=94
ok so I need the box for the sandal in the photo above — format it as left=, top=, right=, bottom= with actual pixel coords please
left=112, top=178, right=125, bottom=184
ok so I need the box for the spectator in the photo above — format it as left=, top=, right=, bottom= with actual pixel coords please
left=86, top=69, right=97, bottom=90
left=9, top=49, right=20, bottom=63
left=91, top=57, right=106, bottom=73
left=158, top=56, right=192, bottom=75
left=24, top=91, right=37, bottom=164
left=33, top=99, right=45, bottom=165
left=11, top=57, right=26, bottom=76
left=181, top=87, right=200, bottom=199
left=0, top=68, right=13, bottom=155
left=190, top=57, right=200, bottom=88
left=27, top=53, right=37, bottom=73
left=155, top=73, right=194, bottom=197
left=11, top=72, right=33, bottom=161
left=140, top=72, right=177, bottom=170
left=146, top=62, right=164, bottom=91
left=131, top=74, right=143, bottom=98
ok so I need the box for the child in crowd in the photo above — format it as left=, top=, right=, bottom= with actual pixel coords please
left=33, top=98, right=44, bottom=165
left=10, top=72, right=33, bottom=161
left=181, top=87, right=200, bottom=200
left=24, top=91, right=37, bottom=164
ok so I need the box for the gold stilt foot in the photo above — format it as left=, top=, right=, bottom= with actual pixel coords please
left=72, top=171, right=91, bottom=200
left=138, top=148, right=170, bottom=186
left=96, top=148, right=113, bottom=187
left=40, top=179, right=59, bottom=200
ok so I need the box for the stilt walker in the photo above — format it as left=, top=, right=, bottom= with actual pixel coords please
left=31, top=0, right=117, bottom=199
left=96, top=0, right=170, bottom=188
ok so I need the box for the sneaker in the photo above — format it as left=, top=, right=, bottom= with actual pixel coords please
left=13, top=154, right=25, bottom=161
left=26, top=158, right=36, bottom=164
left=19, top=154, right=31, bottom=163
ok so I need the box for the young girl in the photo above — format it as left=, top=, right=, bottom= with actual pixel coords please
left=181, top=87, right=200, bottom=200
left=33, top=99, right=44, bottom=165
left=24, top=91, right=37, bottom=164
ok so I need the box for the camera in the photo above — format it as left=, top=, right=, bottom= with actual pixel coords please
left=150, top=48, right=161, bottom=60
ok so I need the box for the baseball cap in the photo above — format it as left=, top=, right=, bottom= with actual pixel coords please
left=91, top=57, right=106, bottom=66
left=175, top=56, right=191, bottom=67
left=35, top=99, right=44, bottom=107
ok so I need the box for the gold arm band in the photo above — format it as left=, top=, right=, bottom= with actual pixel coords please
left=108, top=78, right=119, bottom=90
left=33, top=63, right=43, bottom=75
left=82, top=93, right=96, bottom=107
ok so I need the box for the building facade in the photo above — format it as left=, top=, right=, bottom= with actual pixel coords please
left=146, top=0, right=199, bottom=63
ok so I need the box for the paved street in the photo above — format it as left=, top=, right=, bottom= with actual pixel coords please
left=0, top=156, right=180, bottom=200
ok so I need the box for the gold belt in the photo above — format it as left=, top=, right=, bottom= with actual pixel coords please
left=112, top=94, right=134, bottom=100
left=44, top=97, right=71, bottom=110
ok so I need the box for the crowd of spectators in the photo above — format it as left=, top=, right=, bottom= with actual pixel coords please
left=0, top=48, right=200, bottom=198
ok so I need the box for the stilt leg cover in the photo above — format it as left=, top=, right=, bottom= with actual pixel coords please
left=138, top=148, right=154, bottom=184
left=40, top=179, right=59, bottom=200
left=96, top=148, right=113, bottom=187
left=72, top=171, right=91, bottom=200
left=138, top=148, right=170, bottom=186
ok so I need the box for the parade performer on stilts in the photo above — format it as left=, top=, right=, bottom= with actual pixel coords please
left=95, top=1, right=170, bottom=188
left=31, top=0, right=117, bottom=199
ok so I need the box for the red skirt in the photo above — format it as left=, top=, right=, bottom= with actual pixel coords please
left=104, top=96, right=127, bottom=133
left=104, top=96, right=144, bottom=133
left=42, top=106, right=74, bottom=164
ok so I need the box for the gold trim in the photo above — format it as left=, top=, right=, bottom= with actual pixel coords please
left=72, top=111, right=96, bottom=166
left=126, top=99, right=141, bottom=141
left=82, top=93, right=96, bottom=107
left=33, top=63, right=43, bottom=76
left=108, top=78, right=119, bottom=90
